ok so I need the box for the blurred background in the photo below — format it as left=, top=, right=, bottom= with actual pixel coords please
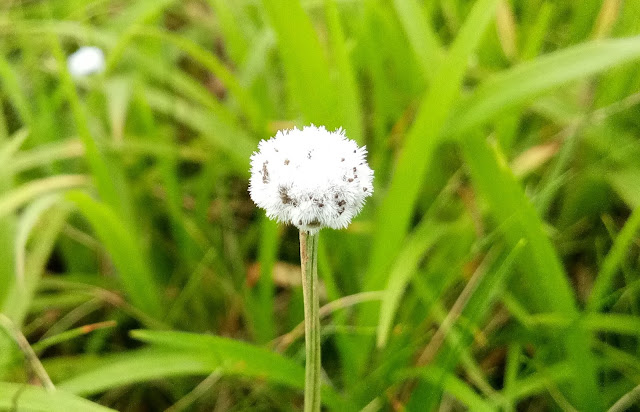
left=1, top=0, right=640, bottom=411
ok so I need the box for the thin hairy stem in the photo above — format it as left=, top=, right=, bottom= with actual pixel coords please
left=299, top=230, right=321, bottom=412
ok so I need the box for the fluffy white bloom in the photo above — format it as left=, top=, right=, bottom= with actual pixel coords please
left=67, top=46, right=105, bottom=78
left=249, top=125, right=374, bottom=234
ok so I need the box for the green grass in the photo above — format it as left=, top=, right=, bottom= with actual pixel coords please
left=1, top=0, right=640, bottom=411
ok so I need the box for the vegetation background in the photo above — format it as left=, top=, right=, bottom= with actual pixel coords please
left=1, top=0, right=640, bottom=411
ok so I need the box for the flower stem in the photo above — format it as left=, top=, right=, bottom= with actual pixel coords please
left=299, top=230, right=321, bottom=412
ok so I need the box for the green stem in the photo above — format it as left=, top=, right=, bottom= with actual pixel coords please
left=299, top=230, right=321, bottom=412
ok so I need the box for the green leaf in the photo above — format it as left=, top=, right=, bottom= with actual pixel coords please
left=14, top=194, right=62, bottom=284
left=0, top=53, right=33, bottom=126
left=104, top=0, right=177, bottom=72
left=248, top=217, right=279, bottom=343
left=461, top=132, right=601, bottom=411
left=587, top=205, right=640, bottom=312
left=58, top=330, right=347, bottom=410
left=134, top=27, right=265, bottom=132
left=398, top=367, right=497, bottom=412
left=0, top=175, right=89, bottom=220
left=377, top=221, right=447, bottom=347
left=130, top=330, right=304, bottom=388
left=48, top=36, right=124, bottom=217
left=608, top=169, right=640, bottom=208
left=324, top=0, right=364, bottom=143
left=407, top=240, right=525, bottom=409
left=57, top=349, right=222, bottom=395
left=392, top=0, right=443, bottom=81
left=262, top=0, right=339, bottom=129
left=366, top=0, right=499, bottom=293
left=2, top=206, right=71, bottom=325
left=503, top=362, right=573, bottom=402
left=0, top=128, right=30, bottom=163
left=451, top=36, right=640, bottom=136
left=65, top=191, right=163, bottom=319
left=524, top=313, right=640, bottom=336
left=143, top=88, right=254, bottom=173
left=361, top=0, right=500, bottom=377
left=0, top=382, right=116, bottom=412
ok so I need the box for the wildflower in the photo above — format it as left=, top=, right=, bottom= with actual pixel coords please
left=67, top=46, right=105, bottom=78
left=249, top=125, right=373, bottom=233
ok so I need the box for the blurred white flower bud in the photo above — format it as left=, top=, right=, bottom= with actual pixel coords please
left=67, top=46, right=105, bottom=78
left=249, top=125, right=374, bottom=234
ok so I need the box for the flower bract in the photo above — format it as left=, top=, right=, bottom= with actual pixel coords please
left=67, top=46, right=106, bottom=78
left=249, top=125, right=374, bottom=233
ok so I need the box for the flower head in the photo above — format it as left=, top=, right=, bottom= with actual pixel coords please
left=249, top=125, right=374, bottom=234
left=67, top=46, right=105, bottom=78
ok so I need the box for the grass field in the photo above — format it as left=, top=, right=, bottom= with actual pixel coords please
left=1, top=0, right=640, bottom=411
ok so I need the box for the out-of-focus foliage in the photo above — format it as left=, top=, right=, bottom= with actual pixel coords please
left=1, top=0, right=640, bottom=410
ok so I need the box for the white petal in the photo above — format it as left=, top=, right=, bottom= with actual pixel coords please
left=67, top=46, right=105, bottom=78
left=249, top=125, right=374, bottom=233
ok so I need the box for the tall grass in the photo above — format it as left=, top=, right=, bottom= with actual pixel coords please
left=1, top=0, right=640, bottom=410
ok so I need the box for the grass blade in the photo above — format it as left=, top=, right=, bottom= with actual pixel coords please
left=143, top=88, right=254, bottom=173
left=65, top=191, right=163, bottom=319
left=14, top=194, right=62, bottom=285
left=0, top=175, right=89, bottom=220
left=451, top=36, right=640, bottom=136
left=248, top=217, right=279, bottom=343
left=0, top=53, right=33, bottom=126
left=366, top=0, right=499, bottom=293
left=408, top=240, right=525, bottom=408
left=262, top=0, right=339, bottom=129
left=2, top=205, right=71, bottom=325
left=392, top=0, right=443, bottom=81
left=324, top=0, right=364, bottom=143
left=376, top=222, right=447, bottom=347
left=461, top=132, right=601, bottom=411
left=59, top=330, right=348, bottom=410
left=399, top=367, right=497, bottom=412
left=0, top=382, right=116, bottom=412
left=48, top=35, right=124, bottom=217
left=135, top=27, right=265, bottom=132
left=587, top=205, right=640, bottom=312
left=130, top=330, right=304, bottom=387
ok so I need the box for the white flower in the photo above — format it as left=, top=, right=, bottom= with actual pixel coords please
left=67, top=46, right=105, bottom=78
left=249, top=125, right=374, bottom=234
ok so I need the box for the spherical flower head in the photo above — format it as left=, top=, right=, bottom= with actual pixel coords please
left=249, top=125, right=374, bottom=234
left=67, top=46, right=105, bottom=78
